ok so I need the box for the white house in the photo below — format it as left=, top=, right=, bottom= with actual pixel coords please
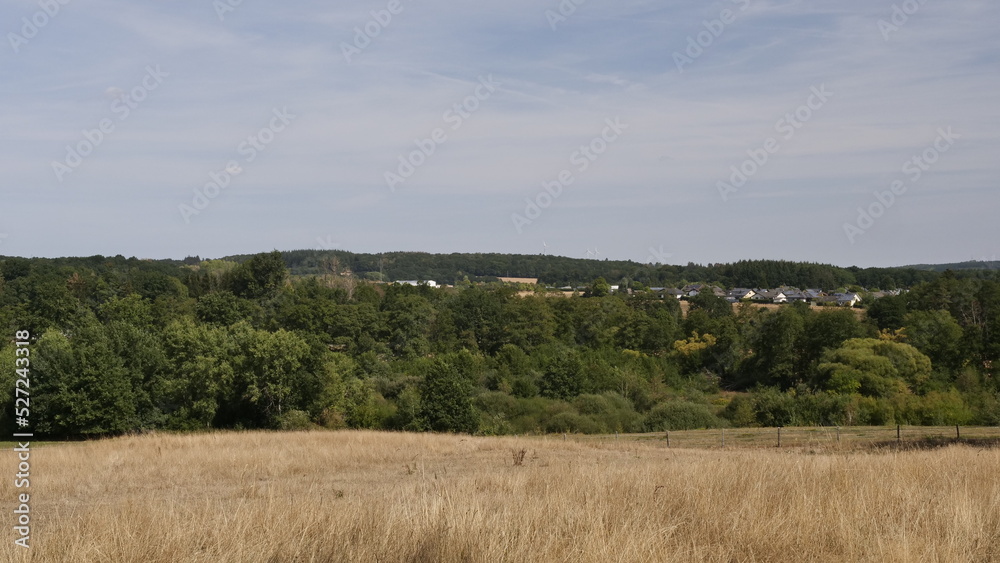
left=835, top=292, right=862, bottom=307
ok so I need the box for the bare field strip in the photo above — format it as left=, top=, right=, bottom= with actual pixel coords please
left=4, top=430, right=1000, bottom=562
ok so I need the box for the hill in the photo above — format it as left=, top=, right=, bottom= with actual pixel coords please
left=905, top=260, right=1000, bottom=272
left=222, top=250, right=999, bottom=289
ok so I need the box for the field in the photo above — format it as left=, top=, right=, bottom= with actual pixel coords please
left=4, top=430, right=1000, bottom=562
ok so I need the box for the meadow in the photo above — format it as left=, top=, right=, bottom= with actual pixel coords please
left=3, top=430, right=1000, bottom=562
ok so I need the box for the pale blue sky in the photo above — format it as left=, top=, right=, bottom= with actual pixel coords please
left=2, top=0, right=998, bottom=267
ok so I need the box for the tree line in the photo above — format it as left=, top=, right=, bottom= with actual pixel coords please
left=221, top=250, right=997, bottom=289
left=1, top=251, right=999, bottom=437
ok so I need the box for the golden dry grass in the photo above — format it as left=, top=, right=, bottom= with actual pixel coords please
left=4, top=430, right=1000, bottom=562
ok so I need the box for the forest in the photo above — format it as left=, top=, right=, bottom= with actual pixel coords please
left=221, top=249, right=997, bottom=288
left=1, top=251, right=999, bottom=437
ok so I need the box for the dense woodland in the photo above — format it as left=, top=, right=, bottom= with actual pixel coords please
left=222, top=250, right=998, bottom=289
left=2, top=251, right=999, bottom=437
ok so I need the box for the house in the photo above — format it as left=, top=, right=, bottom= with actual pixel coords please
left=727, top=288, right=756, bottom=301
left=783, top=290, right=809, bottom=303
left=835, top=292, right=862, bottom=307
left=869, top=289, right=902, bottom=299
left=681, top=283, right=706, bottom=297
left=803, top=289, right=825, bottom=301
left=752, top=289, right=788, bottom=303
left=661, top=288, right=684, bottom=300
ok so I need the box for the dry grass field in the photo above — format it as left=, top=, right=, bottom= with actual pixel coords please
left=4, top=430, right=1000, bottom=562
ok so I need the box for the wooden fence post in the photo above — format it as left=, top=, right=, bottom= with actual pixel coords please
left=777, top=427, right=782, bottom=448
left=956, top=425, right=960, bottom=440
left=665, top=431, right=670, bottom=448
left=721, top=429, right=725, bottom=448
left=896, top=424, right=901, bottom=445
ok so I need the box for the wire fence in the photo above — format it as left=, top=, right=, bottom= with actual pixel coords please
left=563, top=426, right=1000, bottom=451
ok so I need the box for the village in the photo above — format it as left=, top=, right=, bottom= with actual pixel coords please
left=393, top=277, right=904, bottom=307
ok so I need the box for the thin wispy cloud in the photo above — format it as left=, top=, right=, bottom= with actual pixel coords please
left=0, top=0, right=997, bottom=265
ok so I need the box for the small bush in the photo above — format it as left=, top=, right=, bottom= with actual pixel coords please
left=276, top=410, right=314, bottom=431
left=545, top=412, right=602, bottom=434
left=643, top=401, right=725, bottom=431
left=721, top=396, right=757, bottom=427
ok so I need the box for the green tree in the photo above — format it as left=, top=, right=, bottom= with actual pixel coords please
left=381, top=292, right=434, bottom=358
left=799, top=308, right=868, bottom=380
left=817, top=338, right=932, bottom=398
left=197, top=291, right=261, bottom=326
left=418, top=359, right=478, bottom=433
left=687, top=291, right=732, bottom=319
left=587, top=277, right=611, bottom=297
left=902, top=310, right=964, bottom=373
left=229, top=323, right=312, bottom=427
left=865, top=294, right=909, bottom=331
left=160, top=320, right=236, bottom=429
left=229, top=251, right=287, bottom=299
left=539, top=346, right=584, bottom=399
left=742, top=307, right=805, bottom=389
left=33, top=315, right=139, bottom=436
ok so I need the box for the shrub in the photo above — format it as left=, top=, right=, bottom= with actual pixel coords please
left=275, top=410, right=314, bottom=431
left=474, top=391, right=519, bottom=435
left=545, top=412, right=602, bottom=434
left=722, top=395, right=757, bottom=427
left=752, top=388, right=797, bottom=427
left=643, top=401, right=725, bottom=431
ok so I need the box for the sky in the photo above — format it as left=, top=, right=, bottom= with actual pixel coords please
left=1, top=0, right=998, bottom=268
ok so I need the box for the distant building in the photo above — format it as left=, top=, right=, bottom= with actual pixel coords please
left=727, top=288, right=756, bottom=301
left=660, top=288, right=684, bottom=300
left=397, top=280, right=438, bottom=287
left=835, top=292, right=862, bottom=307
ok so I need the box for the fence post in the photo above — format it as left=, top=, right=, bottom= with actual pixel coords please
left=721, top=429, right=725, bottom=448
left=777, top=427, right=782, bottom=448
left=615, top=431, right=619, bottom=442
left=956, top=425, right=960, bottom=440
left=666, top=431, right=670, bottom=448
left=836, top=426, right=841, bottom=444
left=896, top=424, right=901, bottom=445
